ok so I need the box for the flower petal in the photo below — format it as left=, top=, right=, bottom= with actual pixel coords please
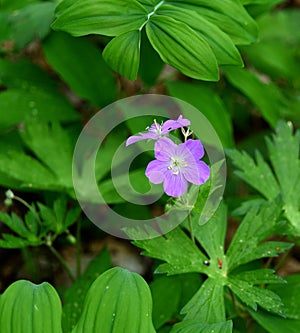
left=126, top=132, right=159, bottom=146
left=179, top=139, right=204, bottom=160
left=145, top=160, right=167, bottom=184
left=183, top=161, right=210, bottom=185
left=163, top=172, right=188, bottom=197
left=161, top=115, right=190, bottom=134
left=154, top=137, right=177, bottom=161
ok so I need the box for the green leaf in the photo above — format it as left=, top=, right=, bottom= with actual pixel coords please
left=266, top=122, right=300, bottom=229
left=0, top=89, right=79, bottom=131
left=150, top=275, right=182, bottom=329
left=157, top=3, right=242, bottom=66
left=42, top=32, right=116, bottom=107
left=38, top=196, right=81, bottom=234
left=134, top=227, right=208, bottom=276
left=228, top=277, right=285, bottom=315
left=235, top=269, right=286, bottom=286
left=0, top=0, right=38, bottom=10
left=226, top=203, right=288, bottom=271
left=8, top=2, right=55, bottom=49
left=268, top=274, right=300, bottom=320
left=228, top=122, right=300, bottom=235
left=170, top=320, right=233, bottom=333
left=166, top=81, right=234, bottom=148
left=150, top=273, right=202, bottom=329
left=20, top=120, right=73, bottom=189
left=193, top=203, right=227, bottom=263
left=138, top=29, right=164, bottom=85
left=146, top=15, right=219, bottom=81
left=250, top=310, right=300, bottom=333
left=0, top=147, right=58, bottom=190
left=181, top=277, right=226, bottom=323
left=0, top=211, right=31, bottom=238
left=222, top=67, right=283, bottom=127
left=169, top=0, right=257, bottom=45
left=0, top=233, right=34, bottom=248
left=0, top=280, right=62, bottom=333
left=52, top=0, right=147, bottom=37
left=62, top=248, right=111, bottom=333
left=103, top=30, right=141, bottom=80
left=72, top=267, right=155, bottom=333
left=227, top=149, right=280, bottom=201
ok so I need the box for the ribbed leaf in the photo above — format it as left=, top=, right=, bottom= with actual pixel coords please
left=72, top=267, right=156, bottom=333
left=52, top=0, right=147, bottom=36
left=169, top=0, right=257, bottom=44
left=103, top=30, right=141, bottom=80
left=146, top=15, right=218, bottom=81
left=0, top=280, right=62, bottom=333
left=62, top=248, right=111, bottom=333
left=157, top=4, right=242, bottom=66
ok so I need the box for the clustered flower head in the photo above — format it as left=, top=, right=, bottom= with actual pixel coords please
left=126, top=115, right=210, bottom=197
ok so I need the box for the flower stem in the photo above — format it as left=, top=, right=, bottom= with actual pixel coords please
left=48, top=245, right=76, bottom=282
left=187, top=212, right=195, bottom=243
left=13, top=195, right=42, bottom=225
left=76, top=217, right=82, bottom=279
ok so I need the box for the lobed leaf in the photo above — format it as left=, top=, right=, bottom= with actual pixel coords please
left=228, top=277, right=285, bottom=315
left=134, top=227, right=208, bottom=276
left=170, top=320, right=233, bottom=333
left=181, top=277, right=226, bottom=323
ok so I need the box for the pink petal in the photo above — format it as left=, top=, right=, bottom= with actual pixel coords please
left=163, top=172, right=188, bottom=197
left=126, top=132, right=159, bottom=146
left=183, top=161, right=210, bottom=185
left=161, top=115, right=190, bottom=134
left=154, top=137, right=176, bottom=161
left=145, top=160, right=167, bottom=184
left=178, top=139, right=204, bottom=160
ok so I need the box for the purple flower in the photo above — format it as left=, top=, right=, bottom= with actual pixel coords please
left=145, top=137, right=210, bottom=197
left=126, top=115, right=190, bottom=146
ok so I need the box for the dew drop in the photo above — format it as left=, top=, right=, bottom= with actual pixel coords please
left=31, top=108, right=38, bottom=116
left=28, top=101, right=36, bottom=108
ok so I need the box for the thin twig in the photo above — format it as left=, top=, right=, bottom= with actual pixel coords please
left=48, top=245, right=75, bottom=282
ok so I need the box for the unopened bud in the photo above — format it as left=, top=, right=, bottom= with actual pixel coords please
left=5, top=189, right=14, bottom=200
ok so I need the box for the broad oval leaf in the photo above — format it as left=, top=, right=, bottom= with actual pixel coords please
left=103, top=30, right=141, bottom=80
left=157, top=4, right=243, bottom=66
left=146, top=15, right=219, bottom=81
left=43, top=32, right=116, bottom=107
left=169, top=0, right=258, bottom=45
left=52, top=0, right=147, bottom=37
left=0, top=280, right=62, bottom=333
left=72, top=267, right=156, bottom=333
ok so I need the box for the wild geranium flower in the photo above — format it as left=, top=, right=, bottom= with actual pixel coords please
left=145, top=137, right=210, bottom=197
left=126, top=115, right=190, bottom=146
